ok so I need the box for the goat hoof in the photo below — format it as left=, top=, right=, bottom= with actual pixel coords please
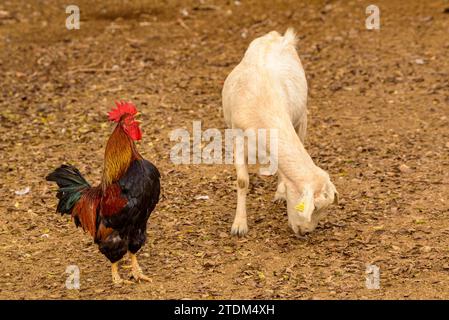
left=273, top=194, right=286, bottom=203
left=274, top=187, right=287, bottom=202
left=231, top=221, right=248, bottom=236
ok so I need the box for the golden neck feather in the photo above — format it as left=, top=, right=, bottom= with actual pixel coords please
left=101, top=125, right=140, bottom=188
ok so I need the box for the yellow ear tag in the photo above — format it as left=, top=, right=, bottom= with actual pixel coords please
left=295, top=202, right=305, bottom=212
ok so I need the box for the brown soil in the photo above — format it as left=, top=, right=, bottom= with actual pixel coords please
left=0, top=0, right=448, bottom=300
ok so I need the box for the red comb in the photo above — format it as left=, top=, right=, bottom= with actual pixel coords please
left=108, top=101, right=138, bottom=122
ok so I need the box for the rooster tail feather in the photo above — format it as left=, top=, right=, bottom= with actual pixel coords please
left=46, top=165, right=91, bottom=214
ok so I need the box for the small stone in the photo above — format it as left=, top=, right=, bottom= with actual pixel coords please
left=419, top=16, right=433, bottom=22
left=323, top=4, right=333, bottom=12
left=0, top=10, right=10, bottom=19
left=180, top=8, right=189, bottom=17
left=399, top=164, right=411, bottom=173
left=15, top=187, right=30, bottom=196
left=203, top=260, right=215, bottom=268
left=415, top=58, right=425, bottom=65
left=421, top=246, right=432, bottom=253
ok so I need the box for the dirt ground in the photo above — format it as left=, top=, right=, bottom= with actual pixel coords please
left=0, top=0, right=448, bottom=300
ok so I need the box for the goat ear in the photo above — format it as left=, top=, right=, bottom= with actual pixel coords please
left=295, top=185, right=315, bottom=222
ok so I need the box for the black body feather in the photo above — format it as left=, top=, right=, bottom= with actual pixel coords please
left=97, top=159, right=160, bottom=262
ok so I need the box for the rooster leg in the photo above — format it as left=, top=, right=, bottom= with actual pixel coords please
left=111, top=261, right=132, bottom=285
left=129, top=252, right=152, bottom=282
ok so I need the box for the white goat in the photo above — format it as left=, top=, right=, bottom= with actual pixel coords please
left=222, top=28, right=339, bottom=236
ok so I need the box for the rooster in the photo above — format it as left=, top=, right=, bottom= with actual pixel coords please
left=46, top=101, right=160, bottom=284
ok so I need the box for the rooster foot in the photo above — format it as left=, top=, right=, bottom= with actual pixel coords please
left=111, top=262, right=133, bottom=285
left=129, top=252, right=152, bottom=283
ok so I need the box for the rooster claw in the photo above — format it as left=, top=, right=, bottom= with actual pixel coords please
left=113, top=278, right=133, bottom=285
left=131, top=268, right=152, bottom=282
left=133, top=274, right=152, bottom=283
